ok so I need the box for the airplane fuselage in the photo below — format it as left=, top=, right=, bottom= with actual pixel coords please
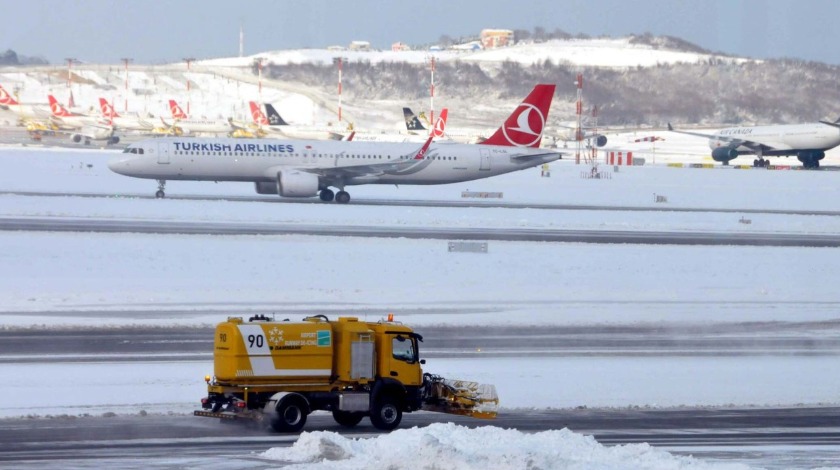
left=161, top=118, right=231, bottom=135
left=108, top=136, right=560, bottom=187
left=110, top=115, right=156, bottom=132
left=709, top=123, right=840, bottom=155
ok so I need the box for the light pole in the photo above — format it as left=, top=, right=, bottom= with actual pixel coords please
left=429, top=55, right=435, bottom=125
left=120, top=57, right=132, bottom=113
left=64, top=57, right=77, bottom=88
left=255, top=57, right=265, bottom=100
left=333, top=57, right=343, bottom=123
left=182, top=57, right=195, bottom=115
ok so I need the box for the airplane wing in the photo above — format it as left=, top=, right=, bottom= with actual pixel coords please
left=510, top=151, right=564, bottom=164
left=820, top=119, right=840, bottom=129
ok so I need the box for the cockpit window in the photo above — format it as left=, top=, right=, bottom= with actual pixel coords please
left=123, top=148, right=145, bottom=154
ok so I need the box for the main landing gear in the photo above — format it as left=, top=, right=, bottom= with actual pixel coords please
left=752, top=158, right=770, bottom=168
left=318, top=189, right=351, bottom=204
left=155, top=179, right=166, bottom=198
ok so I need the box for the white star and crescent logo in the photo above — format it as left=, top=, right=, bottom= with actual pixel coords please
left=251, top=107, right=264, bottom=123
left=501, top=104, right=545, bottom=147
left=433, top=117, right=446, bottom=138
left=50, top=102, right=63, bottom=116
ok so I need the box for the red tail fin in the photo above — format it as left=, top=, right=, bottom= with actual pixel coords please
left=480, top=84, right=555, bottom=148
left=169, top=99, right=187, bottom=119
left=99, top=98, right=119, bottom=118
left=249, top=101, right=269, bottom=125
left=48, top=95, right=73, bottom=117
left=432, top=108, right=448, bottom=138
left=0, top=85, right=19, bottom=105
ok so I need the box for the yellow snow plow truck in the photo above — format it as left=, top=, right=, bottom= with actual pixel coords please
left=195, top=314, right=498, bottom=432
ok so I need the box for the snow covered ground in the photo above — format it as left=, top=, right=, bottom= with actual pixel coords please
left=2, top=144, right=840, bottom=469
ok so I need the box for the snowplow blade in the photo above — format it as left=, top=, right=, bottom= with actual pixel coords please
left=422, top=376, right=499, bottom=419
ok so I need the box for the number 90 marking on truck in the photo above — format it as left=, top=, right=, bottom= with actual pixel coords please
left=248, top=334, right=264, bottom=348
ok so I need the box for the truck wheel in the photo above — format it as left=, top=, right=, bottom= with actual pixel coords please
left=332, top=410, right=364, bottom=427
left=370, top=397, right=402, bottom=431
left=270, top=400, right=307, bottom=433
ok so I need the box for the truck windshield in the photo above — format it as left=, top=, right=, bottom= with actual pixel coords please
left=392, top=335, right=416, bottom=363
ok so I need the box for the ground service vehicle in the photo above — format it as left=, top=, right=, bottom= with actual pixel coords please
left=194, top=314, right=498, bottom=432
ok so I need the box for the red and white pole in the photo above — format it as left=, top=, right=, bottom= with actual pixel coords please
left=430, top=56, right=435, bottom=125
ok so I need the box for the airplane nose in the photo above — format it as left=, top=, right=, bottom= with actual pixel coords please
left=107, top=156, right=128, bottom=175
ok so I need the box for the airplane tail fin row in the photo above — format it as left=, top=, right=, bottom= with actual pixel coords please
left=480, top=84, right=556, bottom=148
left=403, top=107, right=426, bottom=131
left=169, top=99, right=188, bottom=119
left=264, top=103, right=289, bottom=126
left=99, top=98, right=119, bottom=118
left=249, top=101, right=270, bottom=126
left=0, top=84, right=19, bottom=105
left=431, top=108, right=448, bottom=138
left=48, top=95, right=73, bottom=117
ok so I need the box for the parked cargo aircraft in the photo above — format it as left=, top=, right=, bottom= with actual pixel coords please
left=47, top=95, right=119, bottom=144
left=668, top=119, right=840, bottom=168
left=108, top=84, right=560, bottom=203
left=160, top=99, right=233, bottom=135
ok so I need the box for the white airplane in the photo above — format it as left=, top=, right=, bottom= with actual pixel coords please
left=0, top=84, right=51, bottom=123
left=160, top=99, right=234, bottom=135
left=240, top=101, right=345, bottom=140
left=48, top=95, right=119, bottom=145
left=668, top=119, right=840, bottom=168
left=553, top=121, right=608, bottom=148
left=349, top=108, right=449, bottom=143
left=108, top=84, right=561, bottom=203
left=98, top=98, right=156, bottom=133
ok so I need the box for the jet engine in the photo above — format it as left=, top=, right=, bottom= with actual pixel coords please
left=71, top=134, right=83, bottom=143
left=593, top=134, right=607, bottom=147
left=276, top=170, right=319, bottom=197
left=711, top=147, right=739, bottom=162
left=254, top=182, right=278, bottom=195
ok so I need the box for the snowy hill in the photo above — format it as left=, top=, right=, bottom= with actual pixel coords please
left=202, top=37, right=749, bottom=69
left=1, top=34, right=837, bottom=131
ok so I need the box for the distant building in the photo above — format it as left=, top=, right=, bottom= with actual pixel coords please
left=451, top=41, right=483, bottom=51
left=349, top=40, right=371, bottom=51
left=391, top=42, right=411, bottom=52
left=480, top=29, right=514, bottom=49
left=327, top=45, right=346, bottom=51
